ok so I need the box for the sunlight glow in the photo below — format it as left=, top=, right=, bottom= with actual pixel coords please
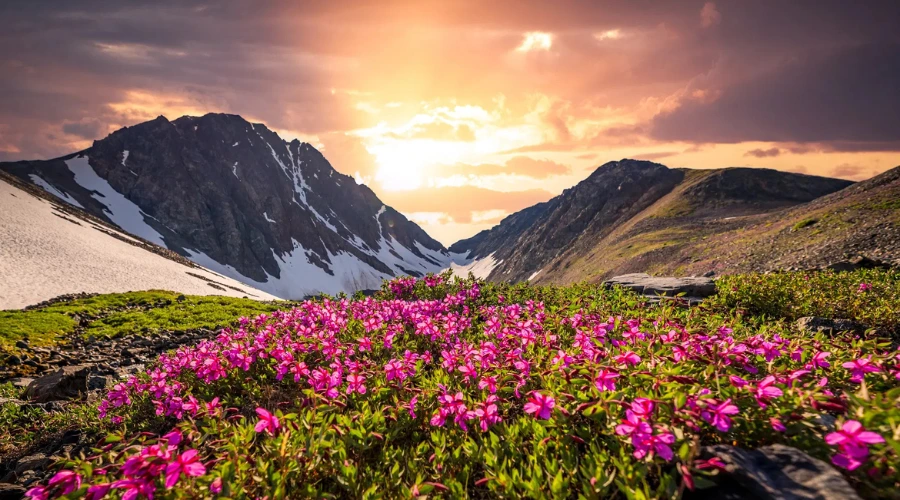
left=516, top=32, right=553, bottom=52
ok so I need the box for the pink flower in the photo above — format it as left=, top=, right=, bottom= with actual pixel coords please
left=478, top=376, right=498, bottom=394
left=842, top=357, right=880, bottom=384
left=594, top=369, right=619, bottom=392
left=474, top=396, right=502, bottom=431
left=700, top=399, right=740, bottom=432
left=857, top=282, right=872, bottom=293
left=408, top=396, right=418, bottom=419
left=165, top=449, right=206, bottom=489
left=24, top=486, right=48, bottom=500
left=346, top=373, right=367, bottom=394
left=615, top=411, right=652, bottom=438
left=753, top=376, right=783, bottom=408
left=633, top=430, right=676, bottom=461
left=48, top=470, right=82, bottom=495
left=86, top=484, right=112, bottom=500
left=729, top=375, right=748, bottom=388
left=523, top=392, right=556, bottom=420
left=770, top=417, right=787, bottom=432
left=210, top=477, right=223, bottom=494
left=614, top=351, right=642, bottom=367
left=811, top=351, right=831, bottom=369
left=254, top=407, right=280, bottom=435
left=630, top=398, right=655, bottom=418
left=825, top=420, right=884, bottom=470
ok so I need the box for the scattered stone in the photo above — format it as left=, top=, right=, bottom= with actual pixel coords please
left=695, top=444, right=860, bottom=500
left=0, top=483, right=26, bottom=500
left=796, top=317, right=866, bottom=334
left=24, top=364, right=92, bottom=403
left=14, top=454, right=48, bottom=475
left=603, top=273, right=717, bottom=298
left=14, top=340, right=29, bottom=349
left=825, top=255, right=893, bottom=272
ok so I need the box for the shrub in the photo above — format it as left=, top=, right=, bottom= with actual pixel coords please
left=21, top=272, right=900, bottom=499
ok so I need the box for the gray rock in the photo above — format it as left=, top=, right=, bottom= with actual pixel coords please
left=24, top=364, right=93, bottom=403
left=8, top=378, right=32, bottom=388
left=14, top=454, right=48, bottom=475
left=0, top=483, right=26, bottom=500
left=796, top=317, right=866, bottom=334
left=697, top=444, right=860, bottom=500
left=14, top=340, right=29, bottom=349
left=604, top=273, right=717, bottom=298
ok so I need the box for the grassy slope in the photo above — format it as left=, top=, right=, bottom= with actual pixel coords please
left=537, top=166, right=900, bottom=284
left=0, top=290, right=282, bottom=352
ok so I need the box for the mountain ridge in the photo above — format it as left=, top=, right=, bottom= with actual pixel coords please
left=1, top=113, right=450, bottom=299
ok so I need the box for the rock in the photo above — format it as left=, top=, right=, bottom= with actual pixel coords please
left=0, top=483, right=26, bottom=500
left=14, top=454, right=48, bottom=475
left=5, top=356, right=22, bottom=366
left=14, top=340, right=29, bottom=349
left=24, top=364, right=93, bottom=403
left=603, top=273, right=717, bottom=298
left=8, top=378, right=33, bottom=388
left=826, top=255, right=892, bottom=272
left=702, top=270, right=716, bottom=278
left=87, top=374, right=114, bottom=391
left=796, top=317, right=866, bottom=334
left=694, top=444, right=860, bottom=500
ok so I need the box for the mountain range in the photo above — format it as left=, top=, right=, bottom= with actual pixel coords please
left=2, top=113, right=898, bottom=301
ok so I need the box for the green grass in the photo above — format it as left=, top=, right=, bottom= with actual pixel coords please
left=791, top=217, right=818, bottom=230
left=0, top=291, right=281, bottom=351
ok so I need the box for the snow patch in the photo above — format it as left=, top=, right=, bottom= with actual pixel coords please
left=528, top=269, right=543, bottom=281
left=122, top=150, right=129, bottom=166
left=232, top=162, right=239, bottom=178
left=232, top=142, right=239, bottom=147
left=447, top=252, right=500, bottom=280
left=28, top=175, right=84, bottom=208
left=64, top=156, right=167, bottom=247
left=263, top=212, right=276, bottom=224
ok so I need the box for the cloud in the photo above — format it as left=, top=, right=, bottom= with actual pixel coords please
left=745, top=147, right=781, bottom=158
left=700, top=2, right=721, bottom=28
left=377, top=185, right=552, bottom=223
left=630, top=151, right=679, bottom=161
left=61, top=120, right=107, bottom=139
left=831, top=163, right=871, bottom=181
left=650, top=43, right=900, bottom=151
left=435, top=156, right=571, bottom=179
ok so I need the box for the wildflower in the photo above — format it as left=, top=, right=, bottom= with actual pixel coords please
left=700, top=399, right=740, bottom=432
left=614, top=351, right=641, bottom=367
left=825, top=420, right=884, bottom=470
left=857, top=282, right=872, bottom=293
left=752, top=376, right=783, bottom=408
left=254, top=408, right=280, bottom=435
left=474, top=396, right=502, bottom=431
left=478, top=375, right=498, bottom=394
left=210, top=477, right=223, bottom=494
left=594, top=369, right=619, bottom=392
left=165, top=449, right=206, bottom=488
left=408, top=396, right=418, bottom=419
left=523, top=392, right=556, bottom=420
left=47, top=470, right=82, bottom=495
left=346, top=373, right=367, bottom=395
left=842, top=357, right=880, bottom=383
left=24, top=486, right=48, bottom=500
left=811, top=351, right=831, bottom=369
left=615, top=411, right=651, bottom=438
left=86, top=484, right=112, bottom=500
left=770, top=417, right=786, bottom=432
left=633, top=430, right=676, bottom=461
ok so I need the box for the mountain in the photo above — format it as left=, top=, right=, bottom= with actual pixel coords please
left=449, top=159, right=894, bottom=283
left=1, top=113, right=450, bottom=299
left=0, top=171, right=278, bottom=309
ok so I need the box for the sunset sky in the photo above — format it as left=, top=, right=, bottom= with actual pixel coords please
left=2, top=1, right=899, bottom=244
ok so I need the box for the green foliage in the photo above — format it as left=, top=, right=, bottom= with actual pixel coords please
left=0, top=291, right=281, bottom=351
left=711, top=269, right=900, bottom=336
left=792, top=218, right=819, bottom=230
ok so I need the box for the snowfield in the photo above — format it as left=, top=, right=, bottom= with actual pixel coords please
left=0, top=179, right=278, bottom=309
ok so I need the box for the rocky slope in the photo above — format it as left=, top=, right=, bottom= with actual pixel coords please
left=449, top=159, right=887, bottom=283
left=0, top=172, right=279, bottom=308
left=1, top=114, right=450, bottom=299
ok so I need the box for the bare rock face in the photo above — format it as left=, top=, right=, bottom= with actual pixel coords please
left=0, top=113, right=449, bottom=299
left=603, top=273, right=717, bottom=298
left=796, top=317, right=866, bottom=334
left=24, top=364, right=92, bottom=403
left=692, top=444, right=860, bottom=500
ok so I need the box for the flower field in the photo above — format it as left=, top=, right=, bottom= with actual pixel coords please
left=21, top=271, right=900, bottom=498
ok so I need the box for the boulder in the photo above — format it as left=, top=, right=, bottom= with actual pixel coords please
left=24, top=364, right=92, bottom=403
left=0, top=483, right=26, bottom=500
left=796, top=317, right=866, bottom=334
left=14, top=454, right=48, bottom=475
left=603, top=273, right=716, bottom=298
left=826, top=256, right=892, bottom=272
left=693, top=444, right=860, bottom=500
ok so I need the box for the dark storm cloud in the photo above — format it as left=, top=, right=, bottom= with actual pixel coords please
left=650, top=43, right=900, bottom=150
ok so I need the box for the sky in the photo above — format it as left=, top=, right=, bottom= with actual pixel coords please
left=1, top=1, right=899, bottom=245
